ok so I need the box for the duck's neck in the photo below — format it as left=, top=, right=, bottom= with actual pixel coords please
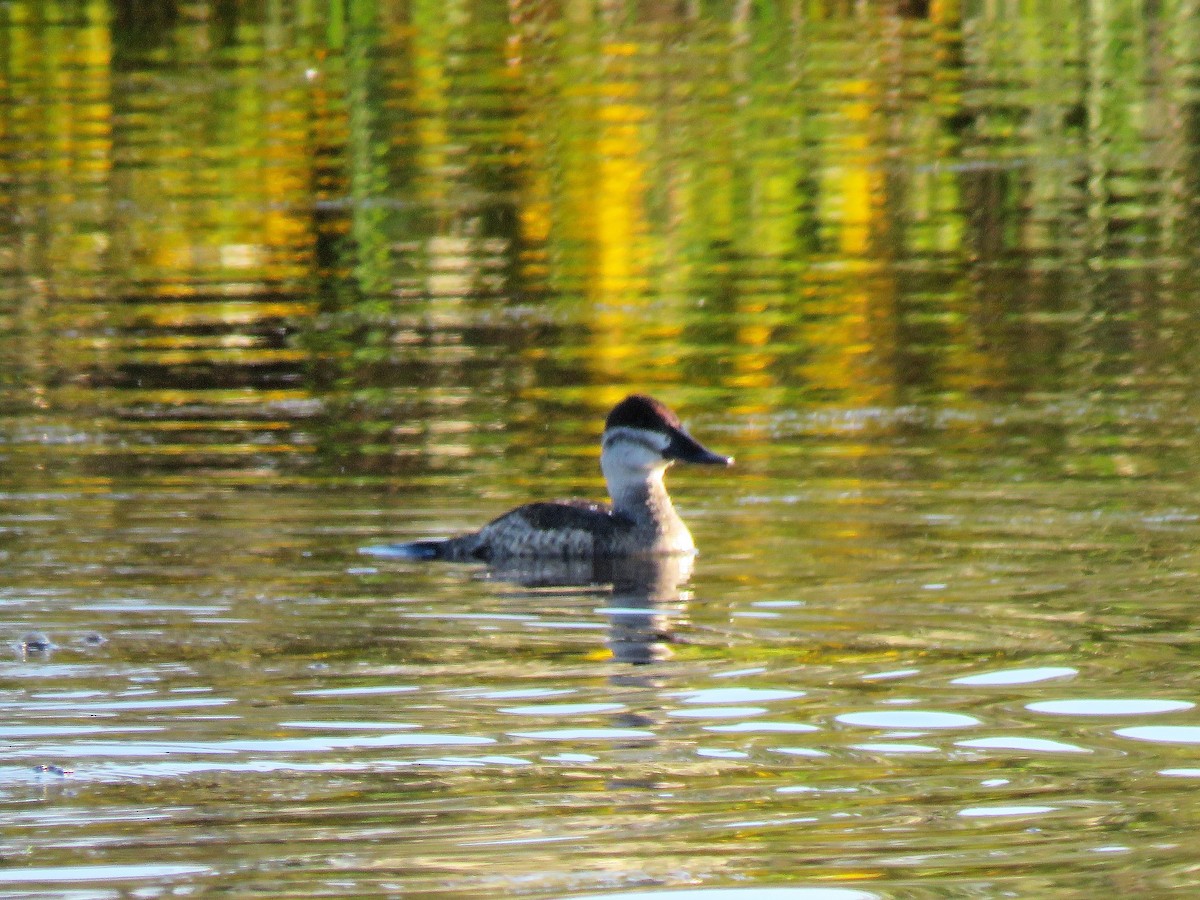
left=604, top=466, right=696, bottom=553
left=607, top=468, right=679, bottom=528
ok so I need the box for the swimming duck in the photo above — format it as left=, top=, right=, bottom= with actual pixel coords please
left=363, top=394, right=732, bottom=561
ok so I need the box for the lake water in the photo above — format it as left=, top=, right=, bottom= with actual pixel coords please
left=5, top=1, right=1200, bottom=896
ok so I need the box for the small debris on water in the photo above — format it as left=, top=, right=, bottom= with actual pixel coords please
left=33, top=764, right=73, bottom=777
left=20, top=632, right=53, bottom=653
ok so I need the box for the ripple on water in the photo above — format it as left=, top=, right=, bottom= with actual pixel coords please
left=217, top=733, right=490, bottom=752
left=957, top=736, right=1092, bottom=754
left=836, top=711, right=980, bottom=729
left=508, top=728, right=655, bottom=741
left=465, top=688, right=575, bottom=700
left=951, top=666, right=1078, bottom=686
left=704, top=722, right=819, bottom=734
left=412, top=754, right=532, bottom=767
left=81, top=759, right=387, bottom=779
left=280, top=720, right=420, bottom=730
left=775, top=785, right=858, bottom=795
left=498, top=703, right=626, bottom=716
left=15, top=696, right=232, bottom=712
left=712, top=667, right=768, bottom=678
left=293, top=685, right=419, bottom=697
left=12, top=732, right=494, bottom=760
left=668, top=706, right=770, bottom=719
left=958, top=805, right=1059, bottom=818
left=0, top=864, right=210, bottom=883
left=1027, top=699, right=1193, bottom=716
left=672, top=688, right=805, bottom=704
left=559, top=889, right=878, bottom=900
left=1116, top=726, right=1200, bottom=744
left=851, top=742, right=940, bottom=754
left=0, top=725, right=161, bottom=738
left=771, top=747, right=830, bottom=758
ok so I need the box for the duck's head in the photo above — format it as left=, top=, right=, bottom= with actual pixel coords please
left=600, top=395, right=732, bottom=485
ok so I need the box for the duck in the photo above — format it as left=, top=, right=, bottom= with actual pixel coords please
left=362, top=394, right=732, bottom=561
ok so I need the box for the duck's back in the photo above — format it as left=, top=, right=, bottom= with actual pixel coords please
left=470, top=500, right=633, bottom=560
left=428, top=499, right=633, bottom=561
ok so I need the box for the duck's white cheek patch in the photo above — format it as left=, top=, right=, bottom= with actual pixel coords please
left=602, top=428, right=671, bottom=470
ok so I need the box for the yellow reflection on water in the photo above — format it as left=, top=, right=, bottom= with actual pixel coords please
left=1, top=0, right=1198, bottom=484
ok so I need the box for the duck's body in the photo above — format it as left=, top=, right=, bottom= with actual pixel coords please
left=365, top=395, right=732, bottom=562
left=403, top=500, right=638, bottom=561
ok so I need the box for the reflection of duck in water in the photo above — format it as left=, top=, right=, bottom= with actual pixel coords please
left=605, top=554, right=695, bottom=664
left=363, top=395, right=732, bottom=562
left=486, top=554, right=696, bottom=665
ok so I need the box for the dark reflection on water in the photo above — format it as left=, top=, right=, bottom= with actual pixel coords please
left=6, top=0, right=1200, bottom=896
left=481, top=554, right=695, bottom=664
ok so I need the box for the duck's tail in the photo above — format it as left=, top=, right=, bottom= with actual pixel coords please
left=359, top=539, right=448, bottom=561
left=359, top=534, right=484, bottom=562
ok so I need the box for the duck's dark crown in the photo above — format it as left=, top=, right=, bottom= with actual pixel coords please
left=604, top=394, right=682, bottom=433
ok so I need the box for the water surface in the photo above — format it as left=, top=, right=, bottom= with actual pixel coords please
left=4, top=1, right=1200, bottom=896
